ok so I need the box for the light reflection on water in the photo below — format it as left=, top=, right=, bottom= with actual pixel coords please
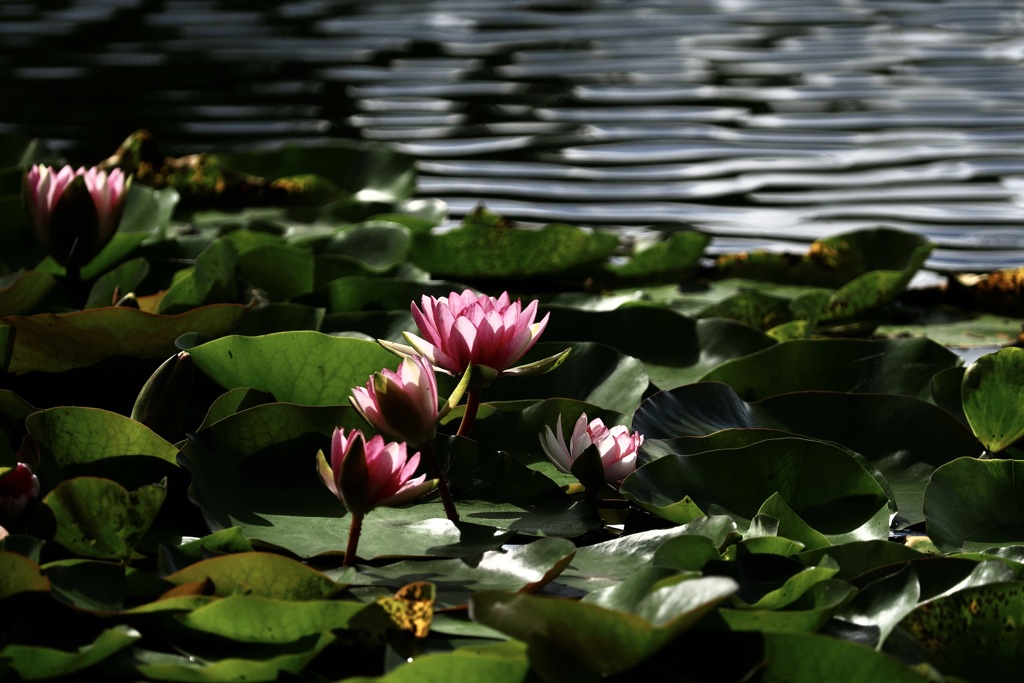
left=2, top=0, right=1024, bottom=271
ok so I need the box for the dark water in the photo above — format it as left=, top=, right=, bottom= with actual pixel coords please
left=3, top=0, right=1024, bottom=271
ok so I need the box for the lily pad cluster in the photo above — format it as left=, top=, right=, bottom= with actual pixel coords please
left=2, top=135, right=1024, bottom=682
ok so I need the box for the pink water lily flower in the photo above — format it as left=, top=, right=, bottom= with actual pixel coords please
left=317, top=428, right=436, bottom=516
left=408, top=289, right=549, bottom=379
left=540, top=413, right=643, bottom=485
left=0, top=463, right=40, bottom=526
left=24, top=164, right=130, bottom=268
left=351, top=355, right=439, bottom=447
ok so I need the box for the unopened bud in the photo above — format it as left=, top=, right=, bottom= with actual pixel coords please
left=132, top=351, right=194, bottom=441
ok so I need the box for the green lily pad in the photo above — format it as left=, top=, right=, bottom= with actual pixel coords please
left=173, top=595, right=372, bottom=643
left=0, top=625, right=140, bottom=681
left=811, top=238, right=931, bottom=324
left=701, top=337, right=959, bottom=401
left=621, top=436, right=890, bottom=539
left=0, top=270, right=57, bottom=316
left=633, top=383, right=979, bottom=524
left=878, top=307, right=1023, bottom=349
left=27, top=406, right=178, bottom=489
left=184, top=332, right=398, bottom=406
left=469, top=576, right=737, bottom=678
left=554, top=517, right=738, bottom=594
left=237, top=244, right=315, bottom=301
left=758, top=631, right=933, bottom=682
left=41, top=559, right=168, bottom=613
left=797, top=541, right=924, bottom=582
left=166, top=552, right=343, bottom=600
left=0, top=304, right=246, bottom=374
left=409, top=221, right=619, bottom=279
left=714, top=228, right=932, bottom=289
left=133, top=632, right=335, bottom=683
left=157, top=237, right=238, bottom=315
left=483, top=341, right=648, bottom=416
left=218, top=139, right=416, bottom=207
left=835, top=563, right=920, bottom=648
left=85, top=257, right=150, bottom=309
left=0, top=551, right=50, bottom=598
left=719, top=580, right=856, bottom=634
left=343, top=642, right=530, bottom=683
left=317, top=222, right=412, bottom=269
left=925, top=457, right=1024, bottom=551
left=43, top=477, right=167, bottom=561
left=353, top=537, right=576, bottom=609
left=899, top=581, right=1024, bottom=680
left=540, top=304, right=775, bottom=391
left=601, top=230, right=709, bottom=282
left=961, top=347, right=1024, bottom=453
left=750, top=391, right=978, bottom=524
left=698, top=290, right=794, bottom=331
left=196, top=387, right=275, bottom=430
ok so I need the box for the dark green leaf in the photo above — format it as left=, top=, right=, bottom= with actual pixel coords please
left=43, top=477, right=166, bottom=561
left=621, top=437, right=889, bottom=540
left=237, top=244, right=315, bottom=301
left=157, top=237, right=238, bottom=314
left=85, top=257, right=150, bottom=309
left=483, top=341, right=648, bottom=416
left=701, top=337, right=959, bottom=401
left=0, top=270, right=57, bottom=316
left=925, top=457, right=1024, bottom=551
left=1, top=304, right=246, bottom=374
left=0, top=626, right=140, bottom=681
left=899, top=581, right=1024, bottom=680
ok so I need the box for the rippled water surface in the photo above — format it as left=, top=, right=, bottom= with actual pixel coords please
left=3, top=0, right=1024, bottom=271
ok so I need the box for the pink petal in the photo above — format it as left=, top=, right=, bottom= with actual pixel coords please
left=540, top=418, right=573, bottom=473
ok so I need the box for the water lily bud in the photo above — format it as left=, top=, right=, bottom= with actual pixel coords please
left=23, top=164, right=131, bottom=271
left=316, top=428, right=436, bottom=517
left=540, top=413, right=643, bottom=488
left=131, top=351, right=194, bottom=440
left=0, top=463, right=40, bottom=526
left=350, top=355, right=440, bottom=447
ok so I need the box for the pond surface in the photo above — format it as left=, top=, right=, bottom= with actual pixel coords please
left=3, top=0, right=1024, bottom=271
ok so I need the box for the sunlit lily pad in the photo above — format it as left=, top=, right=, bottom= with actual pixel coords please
left=184, top=332, right=398, bottom=406
left=470, top=576, right=737, bottom=678
left=166, top=552, right=343, bottom=600
left=410, top=220, right=619, bottom=279
left=961, top=347, right=1024, bottom=453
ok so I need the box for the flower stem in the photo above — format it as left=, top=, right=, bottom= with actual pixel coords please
left=421, top=440, right=459, bottom=522
left=343, top=513, right=364, bottom=567
left=63, top=262, right=87, bottom=310
left=456, top=386, right=481, bottom=439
